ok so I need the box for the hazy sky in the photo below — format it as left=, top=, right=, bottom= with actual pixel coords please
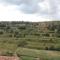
left=0, top=0, right=60, bottom=22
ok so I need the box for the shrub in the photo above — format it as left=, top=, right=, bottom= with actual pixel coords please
left=49, top=45, right=55, bottom=50
left=17, top=40, right=28, bottom=47
left=1, top=51, right=14, bottom=56
left=0, top=31, right=3, bottom=34
left=45, top=47, right=49, bottom=50
left=6, top=26, right=11, bottom=29
left=18, top=26, right=26, bottom=30
left=8, top=34, right=12, bottom=37
left=49, top=38, right=55, bottom=43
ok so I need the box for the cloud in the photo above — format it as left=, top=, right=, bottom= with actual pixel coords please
left=0, top=0, right=60, bottom=20
left=0, top=0, right=44, bottom=13
left=0, top=0, right=22, bottom=5
left=0, top=4, right=49, bottom=22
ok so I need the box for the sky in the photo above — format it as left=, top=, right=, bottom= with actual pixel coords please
left=0, top=0, right=60, bottom=22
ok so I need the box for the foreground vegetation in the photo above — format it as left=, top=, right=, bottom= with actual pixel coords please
left=0, top=21, right=60, bottom=60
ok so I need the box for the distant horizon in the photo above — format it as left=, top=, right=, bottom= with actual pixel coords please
left=0, top=20, right=60, bottom=22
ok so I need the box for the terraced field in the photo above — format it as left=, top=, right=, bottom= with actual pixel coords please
left=0, top=21, right=60, bottom=60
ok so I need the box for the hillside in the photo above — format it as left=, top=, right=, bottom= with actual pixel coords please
left=0, top=21, right=60, bottom=60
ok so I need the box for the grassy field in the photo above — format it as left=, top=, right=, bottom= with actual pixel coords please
left=0, top=21, right=60, bottom=60
left=17, top=47, right=60, bottom=60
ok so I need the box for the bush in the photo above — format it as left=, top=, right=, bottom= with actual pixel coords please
left=45, top=47, right=49, bottom=50
left=49, top=38, right=55, bottom=43
left=17, top=40, right=28, bottom=47
left=49, top=45, right=55, bottom=50
left=18, top=26, right=26, bottom=30
left=45, top=33, right=49, bottom=37
left=45, top=45, right=55, bottom=50
left=6, top=26, right=11, bottom=29
left=8, top=34, right=12, bottom=37
left=1, top=51, right=14, bottom=56
left=0, top=31, right=3, bottom=34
